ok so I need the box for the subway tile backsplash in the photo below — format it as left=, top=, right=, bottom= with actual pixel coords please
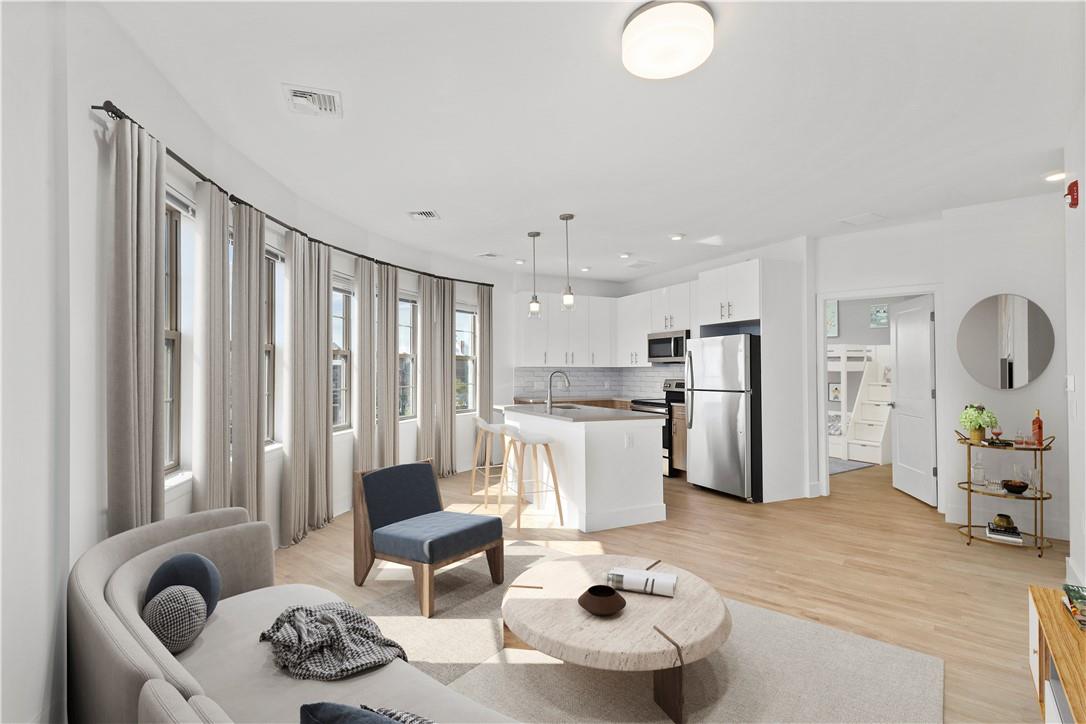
left=513, top=365, right=683, bottom=400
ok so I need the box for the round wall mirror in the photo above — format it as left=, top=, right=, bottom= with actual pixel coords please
left=957, top=294, right=1054, bottom=390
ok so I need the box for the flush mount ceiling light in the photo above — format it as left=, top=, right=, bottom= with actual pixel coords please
left=619, top=252, right=632, bottom=259
left=1046, top=171, right=1068, bottom=182
left=581, top=266, right=591, bottom=272
left=513, top=258, right=525, bottom=265
left=622, top=1, right=714, bottom=80
left=669, top=233, right=685, bottom=241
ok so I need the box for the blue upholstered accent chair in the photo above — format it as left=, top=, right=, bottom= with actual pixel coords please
left=353, top=460, right=504, bottom=617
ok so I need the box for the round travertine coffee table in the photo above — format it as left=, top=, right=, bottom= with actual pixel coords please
left=501, top=554, right=731, bottom=723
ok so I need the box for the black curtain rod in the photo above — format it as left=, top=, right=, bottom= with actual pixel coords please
left=91, top=100, right=494, bottom=289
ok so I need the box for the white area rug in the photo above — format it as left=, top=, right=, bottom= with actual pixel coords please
left=364, top=542, right=943, bottom=723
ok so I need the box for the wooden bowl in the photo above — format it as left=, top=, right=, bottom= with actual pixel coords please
left=1002, top=480, right=1029, bottom=495
left=577, top=585, right=626, bottom=617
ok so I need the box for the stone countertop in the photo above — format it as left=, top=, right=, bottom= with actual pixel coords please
left=511, top=395, right=634, bottom=404
left=502, top=404, right=664, bottom=423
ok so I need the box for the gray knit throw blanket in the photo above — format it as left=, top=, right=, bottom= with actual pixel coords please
left=259, top=602, right=407, bottom=680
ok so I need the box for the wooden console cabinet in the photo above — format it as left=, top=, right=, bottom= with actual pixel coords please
left=1028, top=586, right=1086, bottom=722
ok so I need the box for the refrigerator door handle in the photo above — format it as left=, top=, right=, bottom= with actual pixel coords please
left=686, top=350, right=694, bottom=429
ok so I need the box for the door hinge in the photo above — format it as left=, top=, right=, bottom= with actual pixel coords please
left=931, top=388, right=936, bottom=399
left=930, top=311, right=935, bottom=322
left=932, top=466, right=938, bottom=477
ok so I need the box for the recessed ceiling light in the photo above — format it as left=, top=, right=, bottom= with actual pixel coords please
left=1046, top=171, right=1067, bottom=183
left=618, top=252, right=632, bottom=259
left=580, top=266, right=591, bottom=272
left=513, top=258, right=525, bottom=265
left=622, top=1, right=714, bottom=80
left=669, top=233, right=685, bottom=241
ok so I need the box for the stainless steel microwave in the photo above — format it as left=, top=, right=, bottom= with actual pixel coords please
left=647, top=330, right=690, bottom=363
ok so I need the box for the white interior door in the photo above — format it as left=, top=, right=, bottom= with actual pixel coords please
left=890, top=296, right=937, bottom=506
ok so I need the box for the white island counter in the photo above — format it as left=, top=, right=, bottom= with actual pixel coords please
left=502, top=404, right=666, bottom=532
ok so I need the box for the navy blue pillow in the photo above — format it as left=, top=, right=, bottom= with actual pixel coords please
left=299, top=703, right=396, bottom=724
left=145, top=553, right=222, bottom=615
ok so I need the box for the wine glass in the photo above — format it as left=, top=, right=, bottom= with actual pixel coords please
left=991, top=424, right=1003, bottom=442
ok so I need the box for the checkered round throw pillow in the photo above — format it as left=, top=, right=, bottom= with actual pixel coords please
left=142, top=584, right=207, bottom=653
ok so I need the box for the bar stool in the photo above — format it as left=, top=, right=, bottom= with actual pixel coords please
left=470, top=417, right=514, bottom=508
left=500, top=428, right=565, bottom=530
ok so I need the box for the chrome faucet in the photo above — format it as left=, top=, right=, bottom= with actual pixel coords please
left=546, top=370, right=571, bottom=414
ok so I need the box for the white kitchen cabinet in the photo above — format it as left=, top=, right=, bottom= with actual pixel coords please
left=616, top=291, right=652, bottom=367
left=515, top=291, right=548, bottom=366
left=567, top=298, right=590, bottom=366
left=696, top=259, right=761, bottom=326
left=649, top=282, right=692, bottom=332
left=587, top=297, right=615, bottom=366
left=536, top=292, right=593, bottom=366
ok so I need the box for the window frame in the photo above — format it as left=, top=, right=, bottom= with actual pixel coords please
left=331, top=286, right=352, bottom=431
left=163, top=207, right=182, bottom=473
left=262, top=253, right=278, bottom=443
left=454, top=307, right=478, bottom=414
left=398, top=296, right=418, bottom=420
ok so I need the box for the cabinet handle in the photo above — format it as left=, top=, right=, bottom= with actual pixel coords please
left=720, top=302, right=725, bottom=320
left=571, top=353, right=575, bottom=364
left=544, top=352, right=547, bottom=364
left=592, top=352, right=595, bottom=364
left=728, top=301, right=734, bottom=318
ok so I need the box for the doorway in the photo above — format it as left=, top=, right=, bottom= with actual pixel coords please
left=818, top=291, right=938, bottom=505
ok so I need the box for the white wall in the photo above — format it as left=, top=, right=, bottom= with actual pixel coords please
left=1065, top=99, right=1085, bottom=584
left=1, top=5, right=70, bottom=721
left=814, top=193, right=1070, bottom=538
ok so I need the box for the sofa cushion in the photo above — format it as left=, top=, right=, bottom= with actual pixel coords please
left=176, top=583, right=510, bottom=723
left=146, top=552, right=223, bottom=614
left=299, top=702, right=396, bottom=724
left=142, top=585, right=207, bottom=654
left=372, top=511, right=502, bottom=564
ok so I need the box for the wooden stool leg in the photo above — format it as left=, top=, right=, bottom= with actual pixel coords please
left=498, top=438, right=512, bottom=514
left=470, top=428, right=483, bottom=495
left=543, top=443, right=565, bottom=526
left=532, top=444, right=542, bottom=511
left=482, top=431, right=493, bottom=507
left=516, top=441, right=527, bottom=530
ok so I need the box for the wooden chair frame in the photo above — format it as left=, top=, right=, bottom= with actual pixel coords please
left=352, top=459, right=504, bottom=617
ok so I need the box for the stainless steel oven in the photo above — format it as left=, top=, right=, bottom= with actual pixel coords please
left=631, top=379, right=686, bottom=477
left=647, top=330, right=689, bottom=364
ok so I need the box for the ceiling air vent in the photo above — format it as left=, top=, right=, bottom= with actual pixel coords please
left=839, top=212, right=887, bottom=226
left=283, top=84, right=343, bottom=118
left=625, top=259, right=657, bottom=269
left=476, top=252, right=500, bottom=259
left=408, top=210, right=441, bottom=220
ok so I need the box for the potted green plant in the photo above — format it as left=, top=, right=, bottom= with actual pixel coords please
left=960, top=404, right=998, bottom=444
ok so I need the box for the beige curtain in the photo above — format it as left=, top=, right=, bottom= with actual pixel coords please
left=477, top=284, right=494, bottom=463
left=375, top=263, right=399, bottom=467
left=281, top=233, right=332, bottom=545
left=306, top=243, right=333, bottom=529
left=191, top=181, right=231, bottom=513
left=106, top=118, right=167, bottom=534
left=432, top=278, right=456, bottom=477
left=352, top=257, right=376, bottom=474
left=416, top=275, right=435, bottom=462
left=230, top=204, right=266, bottom=521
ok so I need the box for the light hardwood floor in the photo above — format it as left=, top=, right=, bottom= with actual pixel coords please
left=275, top=464, right=1067, bottom=723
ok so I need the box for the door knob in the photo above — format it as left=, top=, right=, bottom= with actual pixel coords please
left=888, top=401, right=896, bottom=408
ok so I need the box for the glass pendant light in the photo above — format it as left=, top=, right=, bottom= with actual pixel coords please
left=559, top=213, right=575, bottom=311
left=527, top=231, right=542, bottom=318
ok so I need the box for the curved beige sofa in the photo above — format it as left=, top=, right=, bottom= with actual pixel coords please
left=68, top=508, right=510, bottom=724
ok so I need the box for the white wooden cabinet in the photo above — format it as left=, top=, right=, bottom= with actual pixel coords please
left=543, top=293, right=593, bottom=366
left=649, top=282, right=692, bottom=332
left=587, top=297, right=615, bottom=366
left=696, top=259, right=761, bottom=326
left=616, top=291, right=652, bottom=367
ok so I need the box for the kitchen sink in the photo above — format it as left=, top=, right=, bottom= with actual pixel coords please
left=548, top=404, right=580, bottom=409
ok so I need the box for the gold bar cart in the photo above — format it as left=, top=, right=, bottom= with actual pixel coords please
left=956, top=431, right=1054, bottom=557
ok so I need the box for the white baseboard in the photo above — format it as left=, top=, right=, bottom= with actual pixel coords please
left=1068, top=557, right=1085, bottom=586
left=809, top=480, right=823, bottom=498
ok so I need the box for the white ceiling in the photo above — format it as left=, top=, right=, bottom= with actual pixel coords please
left=105, top=1, right=1083, bottom=282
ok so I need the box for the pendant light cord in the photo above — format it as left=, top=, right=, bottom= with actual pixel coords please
left=564, top=218, right=571, bottom=286
left=532, top=235, right=538, bottom=296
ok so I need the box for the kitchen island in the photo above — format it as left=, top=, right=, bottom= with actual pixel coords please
left=501, top=404, right=666, bottom=532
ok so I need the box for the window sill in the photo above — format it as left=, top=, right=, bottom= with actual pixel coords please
left=399, top=417, right=418, bottom=423
left=265, top=441, right=284, bottom=454
left=165, top=470, right=193, bottom=502
left=333, top=428, right=353, bottom=437
left=456, top=410, right=479, bottom=416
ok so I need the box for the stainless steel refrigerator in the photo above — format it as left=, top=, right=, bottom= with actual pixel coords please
left=684, top=334, right=763, bottom=502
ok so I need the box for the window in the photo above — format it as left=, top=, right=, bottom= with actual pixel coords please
left=262, top=254, right=277, bottom=442
left=163, top=208, right=181, bottom=472
left=454, top=309, right=477, bottom=412
left=332, top=287, right=352, bottom=430
left=398, top=298, right=417, bottom=419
